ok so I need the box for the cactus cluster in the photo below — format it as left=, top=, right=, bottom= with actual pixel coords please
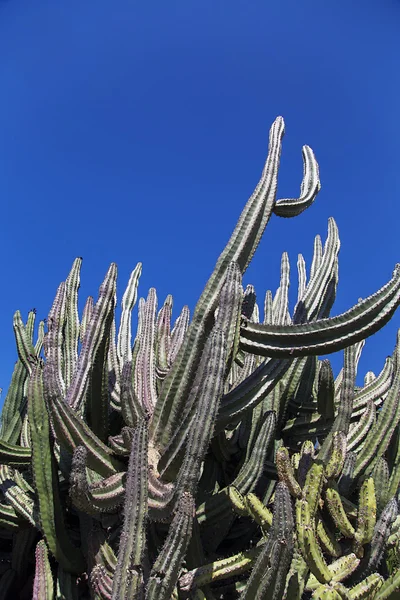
left=2, top=117, right=400, bottom=599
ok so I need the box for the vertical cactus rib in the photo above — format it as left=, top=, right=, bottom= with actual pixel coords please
left=43, top=358, right=122, bottom=477
left=117, top=262, right=142, bottom=364
left=146, top=491, right=194, bottom=600
left=156, top=294, right=173, bottom=378
left=63, top=258, right=82, bottom=389
left=294, top=219, right=340, bottom=324
left=33, top=539, right=54, bottom=600
left=240, top=482, right=294, bottom=599
left=111, top=420, right=148, bottom=600
left=28, top=363, right=84, bottom=573
left=134, top=288, right=159, bottom=414
left=0, top=360, right=27, bottom=443
left=169, top=305, right=190, bottom=365
left=13, top=310, right=37, bottom=376
left=44, top=282, right=67, bottom=399
left=175, top=328, right=227, bottom=493
left=354, top=330, right=400, bottom=479
left=317, top=359, right=335, bottom=422
left=319, top=344, right=357, bottom=462
left=159, top=266, right=239, bottom=475
left=297, top=253, right=307, bottom=304
left=67, top=264, right=117, bottom=410
left=151, top=117, right=286, bottom=450
left=79, top=295, right=94, bottom=344
left=120, top=360, right=145, bottom=427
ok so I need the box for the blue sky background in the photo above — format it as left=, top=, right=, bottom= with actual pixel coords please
left=0, top=1, right=399, bottom=403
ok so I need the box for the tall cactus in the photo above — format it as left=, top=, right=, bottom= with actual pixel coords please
left=0, top=117, right=400, bottom=599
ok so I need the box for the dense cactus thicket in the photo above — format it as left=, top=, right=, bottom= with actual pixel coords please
left=2, top=117, right=400, bottom=599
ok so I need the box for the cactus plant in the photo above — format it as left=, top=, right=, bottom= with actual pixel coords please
left=1, top=117, right=400, bottom=599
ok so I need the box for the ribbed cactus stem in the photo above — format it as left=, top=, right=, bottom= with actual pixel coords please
left=111, top=420, right=148, bottom=600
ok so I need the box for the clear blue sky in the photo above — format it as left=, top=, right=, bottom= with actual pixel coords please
left=0, top=1, right=399, bottom=401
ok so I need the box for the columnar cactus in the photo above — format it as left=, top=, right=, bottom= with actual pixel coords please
left=1, top=117, right=400, bottom=599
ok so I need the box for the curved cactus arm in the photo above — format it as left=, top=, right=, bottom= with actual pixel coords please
left=178, top=545, right=261, bottom=594
left=348, top=573, right=383, bottom=599
left=43, top=358, right=122, bottom=476
left=156, top=294, right=173, bottom=379
left=120, top=361, right=145, bottom=427
left=69, top=446, right=126, bottom=514
left=0, top=470, right=37, bottom=527
left=79, top=295, right=94, bottom=344
left=316, top=513, right=342, bottom=558
left=117, top=262, right=142, bottom=363
left=13, top=310, right=37, bottom=376
left=324, top=481, right=356, bottom=539
left=347, top=400, right=376, bottom=452
left=66, top=264, right=117, bottom=410
left=151, top=117, right=287, bottom=451
left=146, top=491, right=195, bottom=600
left=306, top=554, right=360, bottom=591
left=230, top=410, right=276, bottom=495
left=28, top=363, right=85, bottom=573
left=243, top=492, right=273, bottom=533
left=240, top=264, right=400, bottom=358
left=353, top=478, right=377, bottom=557
left=0, top=502, right=21, bottom=530
left=311, top=586, right=344, bottom=600
left=0, top=439, right=31, bottom=466
left=374, top=568, right=400, bottom=599
left=273, top=144, right=321, bottom=217
left=353, top=356, right=394, bottom=416
left=216, top=356, right=290, bottom=431
left=133, top=288, right=158, bottom=415
left=324, top=431, right=347, bottom=480
left=352, top=356, right=393, bottom=418
left=33, top=539, right=54, bottom=600
left=63, top=258, right=82, bottom=388
left=111, top=421, right=148, bottom=600
left=354, top=331, right=400, bottom=479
